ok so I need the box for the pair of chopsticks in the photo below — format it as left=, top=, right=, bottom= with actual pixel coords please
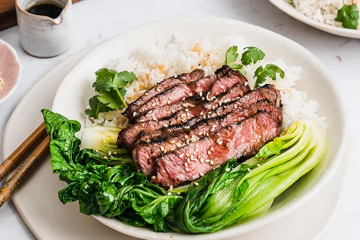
left=0, top=123, right=49, bottom=207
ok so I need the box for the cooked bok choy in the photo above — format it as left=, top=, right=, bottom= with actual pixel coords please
left=42, top=109, right=326, bottom=233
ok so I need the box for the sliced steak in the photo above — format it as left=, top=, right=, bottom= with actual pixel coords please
left=133, top=100, right=282, bottom=176
left=135, top=65, right=233, bottom=116
left=136, top=84, right=278, bottom=144
left=154, top=111, right=281, bottom=187
left=124, top=69, right=205, bottom=119
left=119, top=71, right=251, bottom=149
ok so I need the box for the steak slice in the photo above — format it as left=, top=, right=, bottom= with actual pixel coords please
left=153, top=111, right=281, bottom=187
left=124, top=69, right=205, bottom=119
left=135, top=65, right=234, bottom=116
left=133, top=100, right=282, bottom=176
left=132, top=98, right=201, bottom=124
left=136, top=84, right=278, bottom=144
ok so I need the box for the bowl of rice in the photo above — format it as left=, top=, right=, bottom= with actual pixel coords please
left=52, top=17, right=348, bottom=239
left=269, top=0, right=360, bottom=38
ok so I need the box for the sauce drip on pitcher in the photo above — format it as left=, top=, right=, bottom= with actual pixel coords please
left=26, top=2, right=63, bottom=19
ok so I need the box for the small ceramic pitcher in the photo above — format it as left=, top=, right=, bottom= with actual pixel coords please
left=16, top=0, right=73, bottom=57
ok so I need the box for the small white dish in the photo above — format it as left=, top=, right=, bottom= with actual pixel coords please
left=51, top=17, right=349, bottom=240
left=269, top=0, right=360, bottom=39
left=0, top=39, right=21, bottom=104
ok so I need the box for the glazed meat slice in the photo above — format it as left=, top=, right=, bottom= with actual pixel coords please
left=153, top=111, right=281, bottom=187
left=119, top=70, right=251, bottom=149
left=132, top=98, right=201, bottom=124
left=124, top=69, right=205, bottom=119
left=135, top=66, right=231, bottom=116
left=136, top=84, right=279, bottom=144
left=133, top=100, right=282, bottom=176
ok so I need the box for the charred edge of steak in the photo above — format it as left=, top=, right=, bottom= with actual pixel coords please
left=123, top=69, right=205, bottom=119
left=153, top=111, right=281, bottom=187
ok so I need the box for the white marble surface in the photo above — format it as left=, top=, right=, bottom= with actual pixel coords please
left=0, top=0, right=359, bottom=239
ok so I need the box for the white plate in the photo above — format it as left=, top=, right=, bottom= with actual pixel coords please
left=0, top=39, right=21, bottom=104
left=2, top=44, right=350, bottom=240
left=269, top=0, right=360, bottom=39
left=51, top=17, right=349, bottom=239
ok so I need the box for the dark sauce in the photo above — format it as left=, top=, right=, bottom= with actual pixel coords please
left=27, top=2, right=63, bottom=19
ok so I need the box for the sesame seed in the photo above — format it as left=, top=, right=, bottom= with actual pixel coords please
left=182, top=97, right=186, bottom=100
left=200, top=172, right=204, bottom=176
left=169, top=97, right=172, bottom=101
left=185, top=109, right=189, bottom=112
left=133, top=112, right=137, bottom=117
left=200, top=111, right=204, bottom=116
left=146, top=139, right=151, bottom=143
left=234, top=104, right=238, bottom=109
left=184, top=126, right=190, bottom=129
left=203, top=116, right=206, bottom=119
left=172, top=109, right=176, bottom=113
left=247, top=168, right=252, bottom=172
left=108, top=151, right=112, bottom=156
left=202, top=97, right=205, bottom=101
left=182, top=103, right=187, bottom=107
left=167, top=101, right=171, bottom=104
left=199, top=92, right=203, bottom=97
left=139, top=119, right=145, bottom=122
left=226, top=143, right=230, bottom=148
left=152, top=116, right=158, bottom=122
left=188, top=93, right=193, bottom=97
left=210, top=160, right=214, bottom=165
left=182, top=119, right=187, bottom=123
left=170, top=140, right=175, bottom=144
left=151, top=175, right=156, bottom=179
left=145, top=93, right=148, bottom=96
left=176, top=143, right=182, bottom=147
left=114, top=152, right=118, bottom=154
left=210, top=147, right=214, bottom=152
left=257, top=164, right=261, bottom=167
left=156, top=86, right=160, bottom=92
left=190, top=155, right=194, bottom=160
left=152, top=103, right=156, bottom=107
left=210, top=128, right=215, bottom=132
left=181, top=114, right=186, bottom=118
left=169, top=185, right=173, bottom=190
left=208, top=150, right=211, bottom=155
left=217, top=139, right=223, bottom=144
left=166, top=107, right=170, bottom=111
left=164, top=124, right=169, bottom=127
left=206, top=92, right=211, bottom=101
left=168, top=192, right=172, bottom=196
left=194, top=182, right=199, bottom=186
left=185, top=91, right=189, bottom=95
left=179, top=153, right=184, bottom=158
left=187, top=158, right=191, bottom=163
left=200, top=158, right=204, bottom=163
left=186, top=153, right=190, bottom=157
left=216, top=92, right=219, bottom=96
left=103, top=156, right=108, bottom=160
left=185, top=162, right=188, bottom=168
left=160, top=146, right=165, bottom=151
left=225, top=168, right=230, bottom=172
left=245, top=82, right=248, bottom=86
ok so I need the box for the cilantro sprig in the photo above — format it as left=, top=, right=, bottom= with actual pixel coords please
left=224, top=46, right=284, bottom=89
left=85, top=68, right=138, bottom=119
left=335, top=3, right=359, bottom=30
left=253, top=64, right=285, bottom=89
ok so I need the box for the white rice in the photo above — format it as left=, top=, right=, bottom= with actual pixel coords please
left=86, top=34, right=327, bottom=131
left=290, top=0, right=360, bottom=29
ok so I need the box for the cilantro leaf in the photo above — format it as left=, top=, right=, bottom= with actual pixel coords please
left=225, top=46, right=239, bottom=65
left=253, top=64, right=285, bottom=89
left=335, top=4, right=359, bottom=30
left=85, top=96, right=111, bottom=119
left=113, top=71, right=138, bottom=88
left=241, top=47, right=265, bottom=65
left=231, top=64, right=246, bottom=75
left=86, top=68, right=137, bottom=119
left=93, top=68, right=119, bottom=92
left=97, top=88, right=127, bottom=110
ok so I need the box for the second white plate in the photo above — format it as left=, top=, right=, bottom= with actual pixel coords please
left=269, top=0, right=360, bottom=39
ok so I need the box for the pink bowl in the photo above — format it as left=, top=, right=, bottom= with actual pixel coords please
left=0, top=39, right=21, bottom=104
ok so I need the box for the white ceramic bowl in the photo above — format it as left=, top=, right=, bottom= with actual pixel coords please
left=52, top=17, right=349, bottom=240
left=269, top=0, right=360, bottom=39
left=0, top=39, right=21, bottom=104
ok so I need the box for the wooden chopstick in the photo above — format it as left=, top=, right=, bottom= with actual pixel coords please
left=0, top=136, right=50, bottom=207
left=0, top=122, right=46, bottom=182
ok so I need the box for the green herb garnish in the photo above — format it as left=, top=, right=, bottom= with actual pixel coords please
left=335, top=3, right=359, bottom=29
left=253, top=64, right=285, bottom=89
